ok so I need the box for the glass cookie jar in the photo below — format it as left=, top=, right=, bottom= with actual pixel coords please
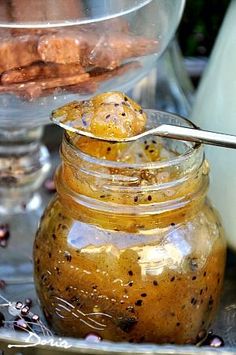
left=34, top=110, right=226, bottom=344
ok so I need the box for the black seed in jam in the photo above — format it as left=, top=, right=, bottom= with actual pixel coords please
left=204, top=271, right=207, bottom=277
left=121, top=112, right=126, bottom=116
left=170, top=222, right=175, bottom=227
left=70, top=296, right=80, bottom=306
left=52, top=233, right=56, bottom=240
left=105, top=114, right=111, bottom=119
left=139, top=109, right=143, bottom=114
left=128, top=281, right=133, bottom=287
left=55, top=267, right=60, bottom=275
left=128, top=270, right=133, bottom=276
left=64, top=251, right=72, bottom=262
left=152, top=140, right=156, bottom=144
left=149, top=150, right=154, bottom=153
left=192, top=276, right=197, bottom=281
left=100, top=195, right=106, bottom=198
left=114, top=103, right=119, bottom=107
left=141, top=293, right=147, bottom=297
left=145, top=145, right=149, bottom=150
left=117, top=316, right=138, bottom=333
left=134, top=196, right=138, bottom=203
left=107, top=147, right=111, bottom=152
left=92, top=285, right=97, bottom=289
left=147, top=195, right=152, bottom=201
left=170, top=276, right=175, bottom=282
left=126, top=306, right=135, bottom=314
left=48, top=252, right=52, bottom=258
left=200, top=289, right=203, bottom=295
left=176, top=322, right=180, bottom=327
left=124, top=96, right=128, bottom=101
left=208, top=296, right=214, bottom=307
left=135, top=300, right=142, bottom=306
left=191, top=297, right=196, bottom=305
left=153, top=280, right=158, bottom=286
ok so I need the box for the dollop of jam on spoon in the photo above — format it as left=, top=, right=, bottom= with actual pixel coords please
left=51, top=91, right=236, bottom=148
left=51, top=91, right=147, bottom=140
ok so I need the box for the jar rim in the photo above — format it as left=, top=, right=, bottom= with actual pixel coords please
left=64, top=109, right=203, bottom=170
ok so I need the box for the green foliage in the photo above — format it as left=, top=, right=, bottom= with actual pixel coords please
left=178, top=0, right=230, bottom=56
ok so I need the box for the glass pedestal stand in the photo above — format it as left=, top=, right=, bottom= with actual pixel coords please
left=0, top=126, right=50, bottom=281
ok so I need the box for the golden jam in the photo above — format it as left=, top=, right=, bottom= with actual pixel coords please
left=34, top=104, right=226, bottom=344
left=51, top=92, right=147, bottom=139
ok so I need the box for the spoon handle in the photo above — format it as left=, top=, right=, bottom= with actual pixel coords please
left=156, top=124, right=236, bottom=149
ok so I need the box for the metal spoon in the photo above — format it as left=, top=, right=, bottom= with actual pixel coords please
left=51, top=113, right=236, bottom=149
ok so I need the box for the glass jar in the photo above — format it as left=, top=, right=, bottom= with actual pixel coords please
left=34, top=110, right=226, bottom=344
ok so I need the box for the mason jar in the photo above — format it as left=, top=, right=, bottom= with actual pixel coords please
left=34, top=110, right=226, bottom=344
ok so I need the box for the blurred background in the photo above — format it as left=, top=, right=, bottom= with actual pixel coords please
left=179, top=0, right=230, bottom=57
left=178, top=0, right=230, bottom=86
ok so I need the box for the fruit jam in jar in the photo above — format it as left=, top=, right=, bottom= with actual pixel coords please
left=34, top=110, right=226, bottom=344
